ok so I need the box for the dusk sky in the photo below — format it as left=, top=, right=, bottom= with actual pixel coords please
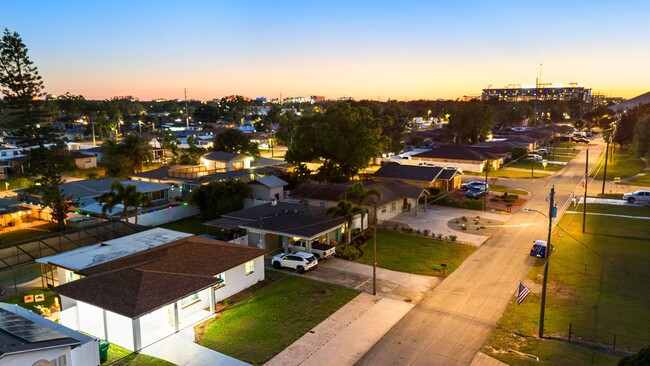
left=2, top=1, right=649, bottom=101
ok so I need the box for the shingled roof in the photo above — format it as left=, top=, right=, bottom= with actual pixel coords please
left=205, top=201, right=345, bottom=239
left=54, top=236, right=268, bottom=318
left=373, top=162, right=443, bottom=182
left=288, top=180, right=427, bottom=206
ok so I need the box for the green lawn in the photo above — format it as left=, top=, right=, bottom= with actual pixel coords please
left=0, top=223, right=58, bottom=248
left=2, top=288, right=58, bottom=313
left=354, top=230, right=475, bottom=276
left=628, top=173, right=650, bottom=187
left=490, top=185, right=529, bottom=196
left=158, top=216, right=209, bottom=235
left=103, top=343, right=174, bottom=366
left=594, top=152, right=645, bottom=180
left=64, top=167, right=106, bottom=179
left=484, top=204, right=650, bottom=365
left=507, top=161, right=565, bottom=172
left=0, top=175, right=34, bottom=191
left=490, top=169, right=550, bottom=179
left=198, top=270, right=358, bottom=365
left=573, top=203, right=650, bottom=218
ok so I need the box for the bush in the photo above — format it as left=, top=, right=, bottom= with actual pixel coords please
left=462, top=216, right=468, bottom=222
left=415, top=229, right=421, bottom=235
left=423, top=229, right=430, bottom=236
left=449, top=235, right=457, bottom=242
left=432, top=193, right=485, bottom=211
left=335, top=245, right=361, bottom=260
left=437, top=233, right=443, bottom=240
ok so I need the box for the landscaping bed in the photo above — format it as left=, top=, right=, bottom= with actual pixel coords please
left=447, top=215, right=505, bottom=236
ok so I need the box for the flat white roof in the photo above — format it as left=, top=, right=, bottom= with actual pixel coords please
left=37, top=228, right=193, bottom=272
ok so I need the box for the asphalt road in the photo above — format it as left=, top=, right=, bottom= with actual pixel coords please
left=356, top=141, right=606, bottom=366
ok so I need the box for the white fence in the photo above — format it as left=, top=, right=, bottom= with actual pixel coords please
left=126, top=204, right=199, bottom=226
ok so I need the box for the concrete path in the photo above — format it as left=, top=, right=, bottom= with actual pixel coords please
left=266, top=294, right=414, bottom=366
left=266, top=259, right=438, bottom=366
left=356, top=140, right=607, bottom=365
left=392, top=206, right=515, bottom=246
left=141, top=326, right=249, bottom=366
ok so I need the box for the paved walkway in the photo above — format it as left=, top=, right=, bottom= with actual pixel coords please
left=141, top=326, right=249, bottom=366
left=266, top=294, right=414, bottom=366
left=266, top=259, right=438, bottom=366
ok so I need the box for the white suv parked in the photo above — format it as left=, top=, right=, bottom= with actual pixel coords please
left=623, top=190, right=650, bottom=204
left=271, top=252, right=318, bottom=273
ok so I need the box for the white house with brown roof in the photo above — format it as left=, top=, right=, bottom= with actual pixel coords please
left=41, top=230, right=267, bottom=352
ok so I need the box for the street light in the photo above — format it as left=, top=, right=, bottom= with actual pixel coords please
left=524, top=185, right=556, bottom=338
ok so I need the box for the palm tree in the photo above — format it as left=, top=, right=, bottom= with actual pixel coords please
left=99, top=180, right=149, bottom=223
left=326, top=200, right=362, bottom=246
left=346, top=181, right=381, bottom=233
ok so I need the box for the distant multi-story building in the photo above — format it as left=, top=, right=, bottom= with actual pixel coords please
left=482, top=83, right=592, bottom=103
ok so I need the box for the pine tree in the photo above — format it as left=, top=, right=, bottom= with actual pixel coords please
left=0, top=28, right=73, bottom=230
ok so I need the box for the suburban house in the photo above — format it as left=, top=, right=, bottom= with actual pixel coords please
left=78, top=146, right=103, bottom=163
left=373, top=162, right=462, bottom=191
left=70, top=151, right=97, bottom=170
left=249, top=175, right=288, bottom=201
left=287, top=180, right=430, bottom=222
left=0, top=198, right=33, bottom=229
left=409, top=145, right=502, bottom=173
left=200, top=151, right=252, bottom=172
left=19, top=178, right=172, bottom=221
left=204, top=200, right=345, bottom=251
left=0, top=302, right=99, bottom=366
left=41, top=230, right=267, bottom=352
left=131, top=158, right=290, bottom=198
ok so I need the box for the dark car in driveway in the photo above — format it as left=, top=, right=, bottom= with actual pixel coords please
left=466, top=186, right=488, bottom=198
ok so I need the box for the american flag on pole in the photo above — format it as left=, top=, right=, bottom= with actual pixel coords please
left=517, top=282, right=531, bottom=305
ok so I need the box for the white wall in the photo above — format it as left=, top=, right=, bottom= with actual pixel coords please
left=77, top=302, right=105, bottom=341
left=140, top=305, right=175, bottom=349
left=106, top=310, right=135, bottom=352
left=126, top=205, right=198, bottom=226
left=214, top=256, right=264, bottom=302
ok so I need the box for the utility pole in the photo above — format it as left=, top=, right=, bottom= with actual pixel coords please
left=601, top=136, right=611, bottom=195
left=539, top=185, right=555, bottom=338
left=91, top=120, right=96, bottom=146
left=583, top=148, right=588, bottom=233
left=372, top=204, right=377, bottom=296
left=184, top=88, right=189, bottom=130
left=484, top=159, right=489, bottom=211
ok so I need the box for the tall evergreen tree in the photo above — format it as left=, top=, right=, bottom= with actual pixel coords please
left=0, top=29, right=73, bottom=230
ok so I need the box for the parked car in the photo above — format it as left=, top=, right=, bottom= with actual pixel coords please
left=288, top=240, right=336, bottom=259
left=271, top=252, right=318, bottom=273
left=530, top=240, right=548, bottom=258
left=527, top=153, right=543, bottom=162
left=573, top=137, right=590, bottom=143
left=536, top=148, right=549, bottom=156
left=461, top=181, right=488, bottom=191
left=466, top=186, right=488, bottom=198
left=623, top=190, right=650, bottom=204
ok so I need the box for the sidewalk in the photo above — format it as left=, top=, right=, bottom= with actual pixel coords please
left=266, top=259, right=438, bottom=366
left=266, top=293, right=413, bottom=366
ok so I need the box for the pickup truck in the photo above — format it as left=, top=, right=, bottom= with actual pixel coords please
left=288, top=240, right=336, bottom=259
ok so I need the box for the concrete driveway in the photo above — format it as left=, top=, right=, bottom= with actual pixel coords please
left=390, top=206, right=516, bottom=246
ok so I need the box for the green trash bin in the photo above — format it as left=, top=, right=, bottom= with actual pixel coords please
left=98, top=340, right=110, bottom=363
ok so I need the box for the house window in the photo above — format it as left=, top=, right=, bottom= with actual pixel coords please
left=85, top=159, right=91, bottom=164
left=0, top=152, right=5, bottom=157
left=150, top=190, right=165, bottom=201
left=245, top=260, right=254, bottom=275
left=381, top=206, right=387, bottom=213
left=180, top=293, right=200, bottom=308
left=214, top=272, right=225, bottom=288
left=232, top=161, right=244, bottom=170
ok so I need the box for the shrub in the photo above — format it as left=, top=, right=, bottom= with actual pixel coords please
left=437, top=233, right=443, bottom=240
left=415, top=229, right=421, bottom=235
left=423, top=229, right=430, bottom=236
left=394, top=224, right=399, bottom=231
left=461, top=225, right=467, bottom=231
left=406, top=227, right=413, bottom=234
left=335, top=245, right=361, bottom=260
left=462, top=216, right=468, bottom=222
left=449, top=235, right=457, bottom=242
left=480, top=225, right=486, bottom=229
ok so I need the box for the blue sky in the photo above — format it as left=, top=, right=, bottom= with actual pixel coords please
left=2, top=1, right=649, bottom=100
